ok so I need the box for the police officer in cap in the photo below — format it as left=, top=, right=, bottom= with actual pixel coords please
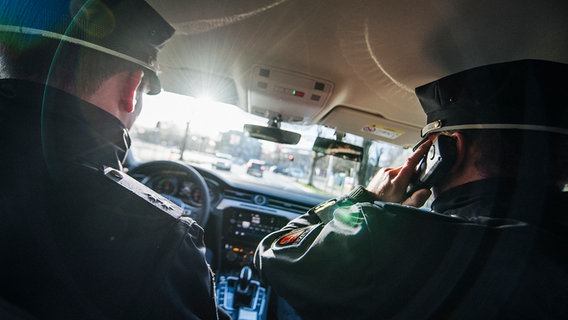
left=0, top=1, right=229, bottom=319
left=254, top=59, right=568, bottom=319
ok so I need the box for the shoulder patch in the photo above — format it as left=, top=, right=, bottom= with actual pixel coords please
left=272, top=225, right=319, bottom=250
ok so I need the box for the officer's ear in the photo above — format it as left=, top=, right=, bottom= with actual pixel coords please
left=449, top=132, right=468, bottom=173
left=120, top=70, right=144, bottom=113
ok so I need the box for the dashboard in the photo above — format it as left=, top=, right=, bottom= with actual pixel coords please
left=130, top=153, right=565, bottom=320
left=145, top=173, right=222, bottom=207
left=130, top=161, right=331, bottom=319
left=131, top=162, right=329, bottom=268
left=130, top=161, right=329, bottom=319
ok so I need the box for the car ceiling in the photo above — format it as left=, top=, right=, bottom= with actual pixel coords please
left=147, top=0, right=568, bottom=147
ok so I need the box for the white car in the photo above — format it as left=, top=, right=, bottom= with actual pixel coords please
left=212, top=153, right=232, bottom=171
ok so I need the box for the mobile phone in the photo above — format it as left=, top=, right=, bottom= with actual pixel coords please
left=406, top=135, right=457, bottom=196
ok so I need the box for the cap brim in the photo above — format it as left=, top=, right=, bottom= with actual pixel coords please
left=146, top=71, right=161, bottom=95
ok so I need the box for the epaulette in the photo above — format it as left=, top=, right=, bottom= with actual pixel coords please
left=103, top=166, right=183, bottom=219
left=311, top=186, right=378, bottom=223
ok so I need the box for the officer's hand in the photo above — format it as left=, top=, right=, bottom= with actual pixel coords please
left=367, top=140, right=432, bottom=207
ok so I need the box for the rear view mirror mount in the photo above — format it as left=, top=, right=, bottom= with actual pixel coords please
left=244, top=115, right=301, bottom=145
left=243, top=122, right=301, bottom=145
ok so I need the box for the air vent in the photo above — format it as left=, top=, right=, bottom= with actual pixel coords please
left=266, top=198, right=312, bottom=214
left=223, top=189, right=311, bottom=214
left=223, top=189, right=254, bottom=203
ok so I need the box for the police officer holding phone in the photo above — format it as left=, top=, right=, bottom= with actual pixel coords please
left=254, top=59, right=568, bottom=319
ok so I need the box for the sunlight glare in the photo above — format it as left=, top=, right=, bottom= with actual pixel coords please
left=138, top=91, right=267, bottom=139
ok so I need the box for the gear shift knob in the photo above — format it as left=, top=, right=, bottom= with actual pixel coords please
left=237, top=266, right=253, bottom=292
left=234, top=266, right=255, bottom=309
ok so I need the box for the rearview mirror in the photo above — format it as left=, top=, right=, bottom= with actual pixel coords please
left=243, top=124, right=301, bottom=145
left=312, top=137, right=363, bottom=162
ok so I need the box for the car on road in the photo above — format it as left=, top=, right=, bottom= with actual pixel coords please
left=245, top=159, right=266, bottom=177
left=212, top=153, right=232, bottom=171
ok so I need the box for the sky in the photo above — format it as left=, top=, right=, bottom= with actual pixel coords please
left=138, top=91, right=263, bottom=135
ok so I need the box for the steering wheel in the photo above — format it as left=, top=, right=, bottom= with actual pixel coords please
left=128, top=160, right=211, bottom=227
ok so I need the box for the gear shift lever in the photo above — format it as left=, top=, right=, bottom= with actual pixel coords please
left=217, top=266, right=268, bottom=318
left=234, top=266, right=254, bottom=309
left=237, top=266, right=252, bottom=292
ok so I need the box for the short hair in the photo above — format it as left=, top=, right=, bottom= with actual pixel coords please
left=456, top=129, right=567, bottom=187
left=0, top=31, right=139, bottom=97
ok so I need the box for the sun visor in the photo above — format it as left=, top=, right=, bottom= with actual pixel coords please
left=158, top=67, right=240, bottom=106
left=319, top=106, right=422, bottom=147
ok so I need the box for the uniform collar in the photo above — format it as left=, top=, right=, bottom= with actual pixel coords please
left=1, top=79, right=131, bottom=170
left=431, top=178, right=564, bottom=226
left=431, top=178, right=517, bottom=219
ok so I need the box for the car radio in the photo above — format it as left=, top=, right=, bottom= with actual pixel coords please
left=221, top=208, right=289, bottom=268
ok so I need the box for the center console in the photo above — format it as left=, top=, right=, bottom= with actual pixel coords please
left=216, top=207, right=289, bottom=319
left=217, top=266, right=268, bottom=320
left=221, top=208, right=289, bottom=269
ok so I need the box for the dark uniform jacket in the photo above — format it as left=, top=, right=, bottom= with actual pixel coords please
left=0, top=79, right=229, bottom=319
left=255, top=180, right=568, bottom=319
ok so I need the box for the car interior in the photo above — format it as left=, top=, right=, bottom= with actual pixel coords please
left=123, top=0, right=568, bottom=319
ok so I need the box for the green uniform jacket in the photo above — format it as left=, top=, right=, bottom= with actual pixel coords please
left=255, top=184, right=568, bottom=319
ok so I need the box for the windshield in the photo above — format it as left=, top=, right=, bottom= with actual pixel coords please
left=130, top=91, right=412, bottom=198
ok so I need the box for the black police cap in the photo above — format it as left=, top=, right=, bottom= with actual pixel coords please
left=0, top=0, right=174, bottom=95
left=415, top=59, right=568, bottom=137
